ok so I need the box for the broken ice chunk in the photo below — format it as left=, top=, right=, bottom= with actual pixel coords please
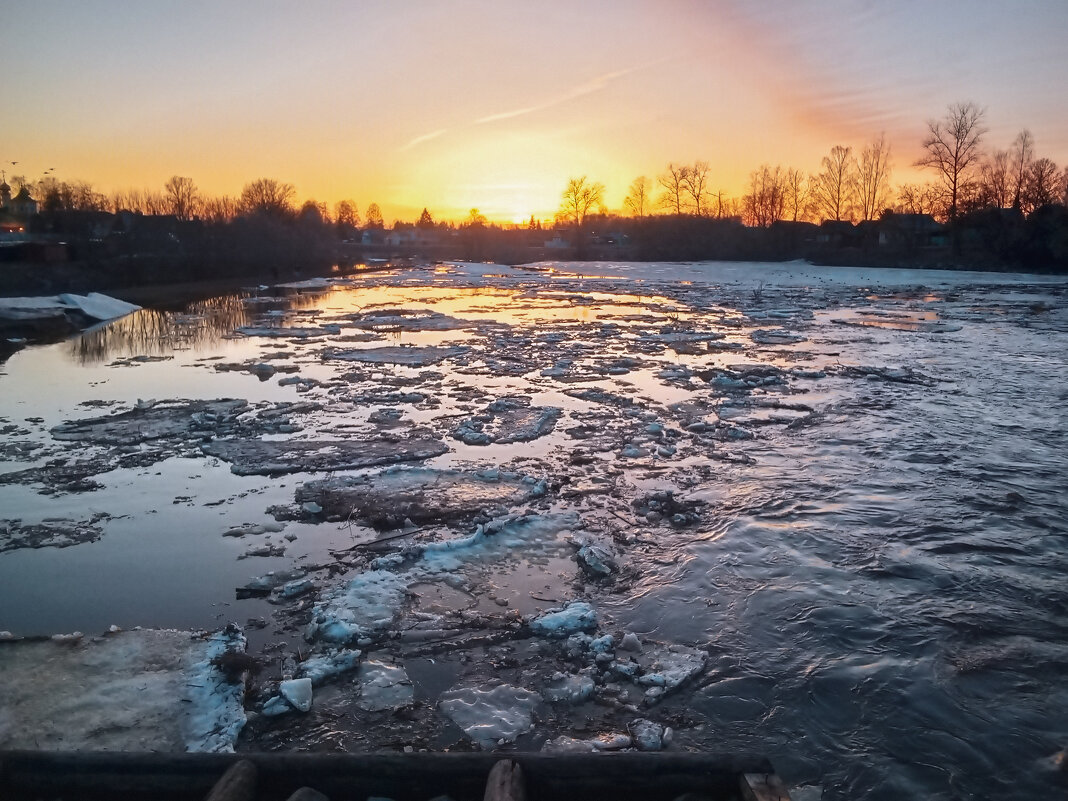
left=280, top=678, right=313, bottom=713
left=576, top=543, right=617, bottom=579
left=529, top=602, right=597, bottom=638
left=297, top=649, right=362, bottom=686
left=629, top=718, right=667, bottom=751
left=543, top=674, right=595, bottom=704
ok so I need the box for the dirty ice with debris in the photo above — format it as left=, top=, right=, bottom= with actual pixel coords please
left=1, top=261, right=1067, bottom=801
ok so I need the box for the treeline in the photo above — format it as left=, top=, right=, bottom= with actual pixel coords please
left=602, top=104, right=1067, bottom=228
left=4, top=101, right=1067, bottom=279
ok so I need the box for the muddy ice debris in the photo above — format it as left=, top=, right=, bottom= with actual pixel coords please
left=294, top=467, right=546, bottom=528
left=51, top=399, right=249, bottom=444
left=543, top=672, right=595, bottom=704
left=326, top=345, right=468, bottom=367
left=345, top=308, right=468, bottom=332
left=750, top=328, right=806, bottom=345
left=835, top=364, right=936, bottom=385
left=632, top=491, right=703, bottom=527
left=202, top=434, right=448, bottom=476
left=452, top=397, right=562, bottom=446
left=629, top=718, right=672, bottom=751
left=0, top=514, right=109, bottom=553
left=574, top=540, right=619, bottom=580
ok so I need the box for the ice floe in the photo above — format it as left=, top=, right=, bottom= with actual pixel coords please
left=438, top=684, right=541, bottom=748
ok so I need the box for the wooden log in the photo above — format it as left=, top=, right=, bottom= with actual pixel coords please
left=0, top=750, right=777, bottom=801
left=203, top=760, right=257, bottom=801
left=740, top=772, right=791, bottom=801
left=484, top=759, right=525, bottom=801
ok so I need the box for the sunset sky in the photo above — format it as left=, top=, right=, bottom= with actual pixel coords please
left=4, top=1, right=1067, bottom=223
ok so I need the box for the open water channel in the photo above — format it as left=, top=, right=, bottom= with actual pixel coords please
left=1, top=261, right=1066, bottom=800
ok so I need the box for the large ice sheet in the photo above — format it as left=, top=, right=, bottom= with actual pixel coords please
left=0, top=627, right=247, bottom=752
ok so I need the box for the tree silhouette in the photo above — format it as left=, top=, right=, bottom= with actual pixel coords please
left=812, top=145, right=857, bottom=222
left=164, top=175, right=199, bottom=220
left=558, top=176, right=605, bottom=229
left=742, top=164, right=785, bottom=228
left=417, top=208, right=434, bottom=228
left=624, top=176, right=651, bottom=217
left=856, top=135, right=893, bottom=221
left=683, top=161, right=712, bottom=216
left=1010, top=129, right=1034, bottom=210
left=334, top=199, right=360, bottom=229
left=1023, top=157, right=1060, bottom=214
left=915, top=102, right=986, bottom=221
left=239, top=178, right=295, bottom=218
left=657, top=163, right=689, bottom=215
left=365, top=202, right=384, bottom=229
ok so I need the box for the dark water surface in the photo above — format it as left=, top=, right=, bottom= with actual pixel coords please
left=1, top=262, right=1066, bottom=799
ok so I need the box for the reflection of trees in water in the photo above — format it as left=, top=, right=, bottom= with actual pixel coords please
left=68, top=287, right=342, bottom=364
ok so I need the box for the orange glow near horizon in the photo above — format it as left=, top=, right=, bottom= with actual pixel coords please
left=3, top=3, right=1067, bottom=225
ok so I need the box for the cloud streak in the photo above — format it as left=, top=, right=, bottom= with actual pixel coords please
left=397, top=62, right=667, bottom=153
left=398, top=128, right=449, bottom=153
left=474, top=67, right=637, bottom=125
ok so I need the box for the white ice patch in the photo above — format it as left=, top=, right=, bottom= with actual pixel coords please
left=280, top=678, right=313, bottom=713
left=183, top=627, right=249, bottom=752
left=298, top=649, right=362, bottom=685
left=0, top=293, right=139, bottom=322
left=57, top=292, right=140, bottom=322
left=307, top=514, right=579, bottom=646
left=308, top=570, right=409, bottom=643
left=438, top=684, right=542, bottom=748
left=0, top=628, right=247, bottom=753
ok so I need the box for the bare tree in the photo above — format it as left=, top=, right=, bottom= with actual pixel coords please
left=741, top=165, right=785, bottom=228
left=143, top=190, right=167, bottom=216
left=239, top=178, right=295, bottom=217
left=856, top=134, right=893, bottom=221
left=811, top=145, right=858, bottom=222
left=202, top=195, right=239, bottom=223
left=683, top=161, right=712, bottom=216
left=979, top=150, right=1012, bottom=209
left=164, top=175, right=200, bottom=220
left=657, top=163, right=690, bottom=215
left=896, top=183, right=943, bottom=217
left=623, top=176, right=651, bottom=217
left=558, top=176, right=606, bottom=229
left=1023, top=157, right=1060, bottom=213
left=334, top=200, right=360, bottom=230
left=1061, top=167, right=1068, bottom=207
left=915, top=102, right=987, bottom=221
left=781, top=169, right=809, bottom=222
left=1009, top=129, right=1034, bottom=210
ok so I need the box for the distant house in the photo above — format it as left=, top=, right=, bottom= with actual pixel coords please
left=544, top=235, right=570, bottom=249
left=815, top=220, right=858, bottom=246
left=877, top=213, right=946, bottom=248
left=0, top=180, right=38, bottom=233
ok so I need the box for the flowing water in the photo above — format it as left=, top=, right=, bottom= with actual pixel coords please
left=1, top=261, right=1066, bottom=800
